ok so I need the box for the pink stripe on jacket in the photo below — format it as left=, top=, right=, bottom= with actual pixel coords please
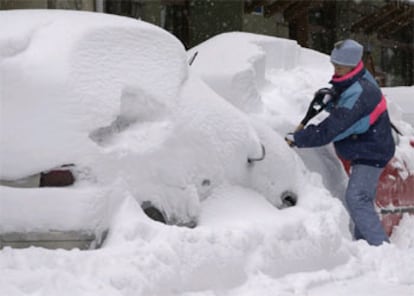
left=370, top=96, right=387, bottom=125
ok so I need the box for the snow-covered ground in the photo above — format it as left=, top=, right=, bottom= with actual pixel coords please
left=0, top=10, right=413, bottom=296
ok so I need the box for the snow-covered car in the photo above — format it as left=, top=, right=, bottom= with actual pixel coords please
left=0, top=10, right=308, bottom=248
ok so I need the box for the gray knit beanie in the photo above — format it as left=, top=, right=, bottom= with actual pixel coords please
left=330, top=39, right=363, bottom=67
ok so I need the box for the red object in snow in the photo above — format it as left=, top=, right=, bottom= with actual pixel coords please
left=339, top=154, right=414, bottom=236
left=376, top=158, right=414, bottom=235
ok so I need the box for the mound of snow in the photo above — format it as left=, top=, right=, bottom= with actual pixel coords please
left=0, top=10, right=188, bottom=179
left=1, top=10, right=310, bottom=228
left=188, top=32, right=331, bottom=115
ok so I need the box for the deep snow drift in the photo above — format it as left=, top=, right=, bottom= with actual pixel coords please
left=0, top=10, right=414, bottom=296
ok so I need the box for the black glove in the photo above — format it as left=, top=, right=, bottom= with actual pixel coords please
left=284, top=133, right=296, bottom=147
left=300, top=88, right=336, bottom=126
left=313, top=87, right=336, bottom=108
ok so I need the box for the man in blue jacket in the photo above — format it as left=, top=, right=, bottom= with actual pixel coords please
left=285, top=39, right=395, bottom=246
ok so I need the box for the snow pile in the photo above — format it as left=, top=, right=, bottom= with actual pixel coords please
left=0, top=9, right=188, bottom=233
left=381, top=87, right=414, bottom=175
left=0, top=10, right=413, bottom=296
left=0, top=9, right=188, bottom=180
left=0, top=10, right=316, bottom=228
left=383, top=86, right=414, bottom=126
left=0, top=10, right=298, bottom=231
left=188, top=32, right=331, bottom=115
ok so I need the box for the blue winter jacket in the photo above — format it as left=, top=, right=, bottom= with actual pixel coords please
left=294, top=61, right=395, bottom=168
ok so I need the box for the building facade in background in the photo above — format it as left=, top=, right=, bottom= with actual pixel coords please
left=1, top=0, right=413, bottom=86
